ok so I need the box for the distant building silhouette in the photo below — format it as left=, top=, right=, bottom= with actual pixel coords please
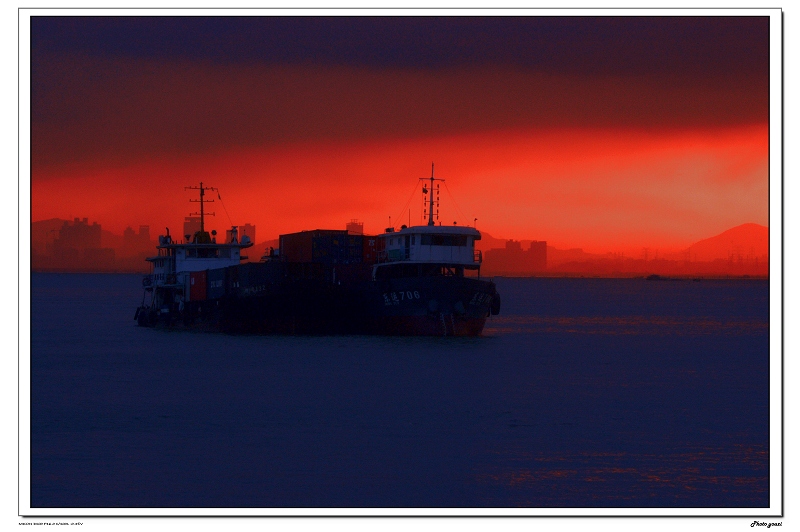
left=347, top=219, right=364, bottom=235
left=483, top=239, right=547, bottom=275
left=83, top=247, right=115, bottom=265
left=183, top=216, right=201, bottom=242
left=122, top=225, right=152, bottom=257
left=241, top=223, right=255, bottom=244
left=53, top=217, right=101, bottom=251
left=225, top=224, right=255, bottom=244
left=221, top=223, right=257, bottom=261
left=50, top=217, right=114, bottom=268
left=529, top=241, right=547, bottom=271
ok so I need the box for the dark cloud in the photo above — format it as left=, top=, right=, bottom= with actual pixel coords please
left=31, top=57, right=768, bottom=169
left=30, top=16, right=770, bottom=170
left=31, top=16, right=769, bottom=76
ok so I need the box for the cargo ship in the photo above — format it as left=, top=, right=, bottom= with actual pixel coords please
left=135, top=169, right=500, bottom=336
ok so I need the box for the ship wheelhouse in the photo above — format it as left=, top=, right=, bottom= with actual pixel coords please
left=373, top=224, right=482, bottom=280
left=138, top=180, right=255, bottom=328
left=146, top=230, right=252, bottom=285
left=140, top=227, right=254, bottom=325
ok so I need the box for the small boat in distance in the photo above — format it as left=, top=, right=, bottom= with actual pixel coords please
left=135, top=167, right=500, bottom=335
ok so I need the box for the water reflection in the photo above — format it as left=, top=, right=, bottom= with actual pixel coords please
left=485, top=315, right=768, bottom=336
left=474, top=444, right=768, bottom=507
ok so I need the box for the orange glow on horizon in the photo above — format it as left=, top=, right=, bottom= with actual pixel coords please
left=31, top=124, right=767, bottom=256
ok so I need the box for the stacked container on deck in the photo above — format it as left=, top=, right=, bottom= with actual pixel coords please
left=280, top=230, right=365, bottom=265
left=188, top=229, right=380, bottom=302
left=189, top=271, right=207, bottom=301
left=279, top=229, right=378, bottom=285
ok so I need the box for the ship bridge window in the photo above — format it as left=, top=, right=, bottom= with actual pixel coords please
left=186, top=248, right=220, bottom=259
left=420, top=235, right=468, bottom=246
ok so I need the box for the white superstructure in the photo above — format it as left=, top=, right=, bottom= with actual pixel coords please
left=147, top=229, right=251, bottom=284
left=141, top=182, right=252, bottom=312
left=379, top=225, right=481, bottom=266
left=373, top=164, right=482, bottom=280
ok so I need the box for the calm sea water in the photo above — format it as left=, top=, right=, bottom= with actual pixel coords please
left=29, top=273, right=770, bottom=509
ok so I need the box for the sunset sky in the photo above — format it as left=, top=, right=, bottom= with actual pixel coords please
left=29, top=14, right=772, bottom=254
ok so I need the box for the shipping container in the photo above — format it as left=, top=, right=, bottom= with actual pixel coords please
left=207, top=267, right=227, bottom=300
left=347, top=234, right=364, bottom=263
left=280, top=231, right=314, bottom=263
left=362, top=235, right=383, bottom=264
left=280, top=229, right=365, bottom=264
left=226, top=265, right=239, bottom=295
left=238, top=262, right=280, bottom=290
left=333, top=263, right=372, bottom=285
left=189, top=270, right=207, bottom=301
left=280, top=230, right=344, bottom=263
left=286, top=261, right=325, bottom=281
left=310, top=233, right=364, bottom=264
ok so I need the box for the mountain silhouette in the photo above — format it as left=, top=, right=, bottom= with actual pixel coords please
left=684, top=223, right=768, bottom=262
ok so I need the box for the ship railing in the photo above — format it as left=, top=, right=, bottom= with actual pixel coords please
left=376, top=249, right=483, bottom=264
left=143, top=272, right=183, bottom=287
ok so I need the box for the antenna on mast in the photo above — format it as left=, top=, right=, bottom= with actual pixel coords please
left=421, top=162, right=443, bottom=226
left=185, top=182, right=217, bottom=238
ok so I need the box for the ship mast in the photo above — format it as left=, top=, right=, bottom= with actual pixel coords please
left=186, top=182, right=216, bottom=236
left=427, top=164, right=435, bottom=226
left=421, top=162, right=443, bottom=226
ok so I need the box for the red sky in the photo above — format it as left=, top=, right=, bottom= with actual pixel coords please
left=29, top=16, right=771, bottom=256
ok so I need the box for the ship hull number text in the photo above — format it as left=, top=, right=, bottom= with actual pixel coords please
left=383, top=291, right=421, bottom=306
left=470, top=292, right=492, bottom=306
